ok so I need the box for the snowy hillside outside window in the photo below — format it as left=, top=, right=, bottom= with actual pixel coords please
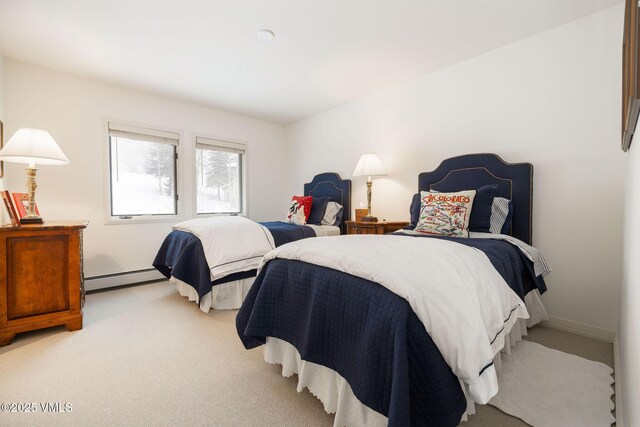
left=108, top=123, right=178, bottom=217
left=196, top=137, right=244, bottom=214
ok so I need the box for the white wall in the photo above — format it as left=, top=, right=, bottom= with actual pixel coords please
left=4, top=60, right=287, bottom=277
left=0, top=52, right=4, bottom=177
left=0, top=53, right=5, bottom=219
left=285, top=5, right=626, bottom=333
left=0, top=53, right=4, bottom=120
left=618, top=129, right=640, bottom=426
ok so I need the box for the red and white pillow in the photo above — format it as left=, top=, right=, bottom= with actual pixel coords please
left=286, top=196, right=313, bottom=225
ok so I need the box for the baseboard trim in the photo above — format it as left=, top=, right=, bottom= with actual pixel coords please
left=542, top=316, right=615, bottom=343
left=85, top=269, right=165, bottom=291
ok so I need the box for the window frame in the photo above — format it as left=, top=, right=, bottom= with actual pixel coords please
left=193, top=136, right=247, bottom=217
left=104, top=120, right=184, bottom=225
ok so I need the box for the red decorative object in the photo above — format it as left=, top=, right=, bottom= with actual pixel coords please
left=286, top=195, right=313, bottom=224
left=11, top=192, right=40, bottom=220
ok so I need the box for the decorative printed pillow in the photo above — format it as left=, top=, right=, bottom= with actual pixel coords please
left=286, top=195, right=313, bottom=225
left=414, top=190, right=476, bottom=237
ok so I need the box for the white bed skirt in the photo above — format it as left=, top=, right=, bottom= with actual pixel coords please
left=263, top=290, right=549, bottom=427
left=171, top=276, right=254, bottom=312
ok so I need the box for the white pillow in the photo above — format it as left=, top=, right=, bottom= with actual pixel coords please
left=321, top=202, right=343, bottom=226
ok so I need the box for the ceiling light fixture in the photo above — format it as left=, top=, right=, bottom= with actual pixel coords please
left=257, top=29, right=275, bottom=41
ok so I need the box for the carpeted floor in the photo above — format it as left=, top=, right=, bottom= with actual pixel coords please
left=0, top=281, right=614, bottom=426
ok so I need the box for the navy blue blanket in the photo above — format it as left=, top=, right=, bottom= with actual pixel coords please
left=237, top=235, right=546, bottom=426
left=259, top=221, right=317, bottom=247
left=152, top=221, right=316, bottom=299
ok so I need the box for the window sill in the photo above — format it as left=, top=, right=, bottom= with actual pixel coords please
left=105, top=215, right=183, bottom=226
left=195, top=212, right=245, bottom=217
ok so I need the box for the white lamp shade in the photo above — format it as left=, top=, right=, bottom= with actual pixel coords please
left=352, top=153, right=387, bottom=177
left=0, top=128, right=70, bottom=166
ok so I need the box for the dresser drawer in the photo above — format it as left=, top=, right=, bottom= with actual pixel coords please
left=0, top=221, right=87, bottom=346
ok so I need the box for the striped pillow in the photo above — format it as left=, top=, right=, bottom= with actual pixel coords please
left=489, top=197, right=513, bottom=234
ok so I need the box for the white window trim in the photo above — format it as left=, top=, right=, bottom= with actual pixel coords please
left=193, top=135, right=248, bottom=218
left=103, top=119, right=185, bottom=225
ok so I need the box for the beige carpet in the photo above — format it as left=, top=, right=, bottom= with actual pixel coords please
left=0, top=281, right=614, bottom=426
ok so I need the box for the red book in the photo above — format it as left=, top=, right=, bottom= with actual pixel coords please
left=1, top=191, right=19, bottom=226
left=11, top=192, right=40, bottom=219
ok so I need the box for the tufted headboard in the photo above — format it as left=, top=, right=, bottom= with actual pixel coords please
left=418, top=153, right=533, bottom=245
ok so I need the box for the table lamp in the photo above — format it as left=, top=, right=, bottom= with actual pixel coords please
left=352, top=153, right=387, bottom=222
left=0, top=128, right=70, bottom=224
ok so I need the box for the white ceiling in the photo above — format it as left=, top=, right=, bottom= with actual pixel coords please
left=0, top=0, right=622, bottom=124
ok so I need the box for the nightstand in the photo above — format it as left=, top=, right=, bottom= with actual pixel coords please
left=0, top=221, right=87, bottom=346
left=345, top=220, right=410, bottom=235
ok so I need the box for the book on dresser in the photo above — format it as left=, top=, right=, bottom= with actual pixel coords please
left=0, top=190, right=19, bottom=226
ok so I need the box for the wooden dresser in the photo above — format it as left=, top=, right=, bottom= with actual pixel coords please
left=0, top=221, right=87, bottom=346
left=345, top=220, right=410, bottom=235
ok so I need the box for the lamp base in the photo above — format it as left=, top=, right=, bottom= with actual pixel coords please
left=20, top=217, right=43, bottom=224
left=360, top=216, right=378, bottom=222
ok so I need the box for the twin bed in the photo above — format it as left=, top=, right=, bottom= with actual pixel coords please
left=154, top=153, right=550, bottom=426
left=153, top=172, right=351, bottom=311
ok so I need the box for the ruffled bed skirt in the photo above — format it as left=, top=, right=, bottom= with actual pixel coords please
left=263, top=290, right=549, bottom=427
left=171, top=276, right=254, bottom=312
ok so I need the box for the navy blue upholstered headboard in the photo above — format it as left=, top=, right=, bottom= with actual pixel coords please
left=304, top=173, right=351, bottom=234
left=418, top=153, right=533, bottom=244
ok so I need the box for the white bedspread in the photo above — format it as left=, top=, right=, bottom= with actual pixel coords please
left=173, top=216, right=276, bottom=281
left=172, top=216, right=338, bottom=287
left=395, top=229, right=552, bottom=278
left=260, top=234, right=529, bottom=404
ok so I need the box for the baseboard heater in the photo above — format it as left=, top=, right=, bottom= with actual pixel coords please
left=84, top=268, right=165, bottom=292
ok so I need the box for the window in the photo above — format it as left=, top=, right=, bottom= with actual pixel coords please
left=195, top=137, right=244, bottom=214
left=108, top=123, right=178, bottom=217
